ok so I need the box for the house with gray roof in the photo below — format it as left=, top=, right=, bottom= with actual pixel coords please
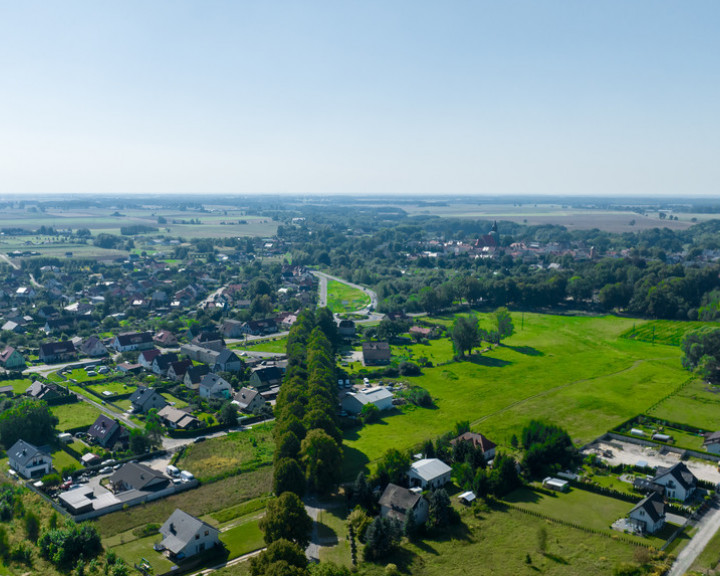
left=408, top=458, right=452, bottom=490
left=249, top=366, right=282, bottom=391
left=25, top=380, right=66, bottom=402
left=198, top=374, right=232, bottom=400
left=159, top=509, right=221, bottom=560
left=341, top=387, right=393, bottom=414
left=8, top=439, right=52, bottom=479
left=653, top=462, right=697, bottom=502
left=213, top=349, right=243, bottom=373
left=109, top=462, right=169, bottom=493
left=703, top=431, right=720, bottom=455
left=628, top=492, right=665, bottom=534
left=87, top=414, right=126, bottom=448
left=129, top=387, right=168, bottom=414
left=184, top=364, right=210, bottom=390
left=379, top=483, right=428, bottom=524
left=232, top=387, right=265, bottom=414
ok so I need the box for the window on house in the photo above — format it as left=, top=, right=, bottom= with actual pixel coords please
left=195, top=534, right=199, bottom=539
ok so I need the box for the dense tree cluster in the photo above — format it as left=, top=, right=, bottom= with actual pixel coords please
left=0, top=399, right=58, bottom=449
left=38, top=523, right=102, bottom=569
left=682, top=327, right=720, bottom=382
left=521, top=420, right=578, bottom=479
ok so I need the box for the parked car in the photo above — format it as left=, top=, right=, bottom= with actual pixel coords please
left=99, top=466, right=113, bottom=474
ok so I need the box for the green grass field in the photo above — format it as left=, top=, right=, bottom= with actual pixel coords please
left=220, top=518, right=265, bottom=558
left=327, top=280, right=370, bottom=314
left=86, top=381, right=135, bottom=396
left=3, top=378, right=33, bottom=394
left=648, top=379, right=720, bottom=431
left=621, top=320, right=712, bottom=346
left=343, top=313, right=690, bottom=480
left=51, top=402, right=103, bottom=431
left=51, top=449, right=80, bottom=473
left=96, top=466, right=273, bottom=538
left=175, top=424, right=274, bottom=482
left=230, top=337, right=288, bottom=354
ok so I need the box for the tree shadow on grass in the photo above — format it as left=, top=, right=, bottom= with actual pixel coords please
left=315, top=522, right=339, bottom=546
left=411, top=539, right=439, bottom=555
left=502, top=344, right=544, bottom=357
left=384, top=546, right=419, bottom=574
left=502, top=488, right=545, bottom=504
left=340, top=446, right=370, bottom=481
left=544, top=553, right=569, bottom=565
left=466, top=355, right=512, bottom=368
left=430, top=519, right=472, bottom=543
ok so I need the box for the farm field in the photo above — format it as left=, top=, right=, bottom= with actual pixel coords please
left=343, top=313, right=691, bottom=480
left=175, top=424, right=274, bottom=482
left=648, top=379, right=720, bottom=431
left=51, top=401, right=103, bottom=431
left=327, top=280, right=370, bottom=314
left=621, top=320, right=710, bottom=346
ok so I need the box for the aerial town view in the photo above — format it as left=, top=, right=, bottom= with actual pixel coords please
left=2, top=3, right=720, bottom=576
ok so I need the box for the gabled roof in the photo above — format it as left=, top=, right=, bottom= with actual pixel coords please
left=129, top=387, right=167, bottom=409
left=25, top=381, right=62, bottom=399
left=8, top=439, right=50, bottom=467
left=630, top=492, right=665, bottom=523
left=233, top=387, right=260, bottom=409
left=409, top=458, right=452, bottom=481
left=379, top=483, right=422, bottom=515
left=200, top=373, right=230, bottom=390
left=169, top=359, right=193, bottom=376
left=115, top=331, right=153, bottom=346
left=40, top=340, right=76, bottom=356
left=0, top=346, right=19, bottom=363
left=251, top=366, right=282, bottom=382
left=153, top=353, right=179, bottom=371
left=158, top=406, right=200, bottom=428
left=109, top=462, right=168, bottom=491
left=215, top=349, right=240, bottom=364
left=451, top=432, right=497, bottom=454
left=185, top=364, right=210, bottom=384
left=704, top=431, right=720, bottom=446
left=139, top=349, right=161, bottom=363
left=654, top=462, right=697, bottom=491
left=87, top=414, right=120, bottom=442
left=160, top=509, right=217, bottom=554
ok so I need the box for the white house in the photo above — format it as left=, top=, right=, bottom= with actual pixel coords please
left=159, top=509, right=221, bottom=560
left=379, top=483, right=429, bottom=524
left=629, top=492, right=665, bottom=534
left=408, top=458, right=452, bottom=490
left=198, top=374, right=232, bottom=400
left=653, top=462, right=697, bottom=502
left=8, top=439, right=52, bottom=479
left=341, top=387, right=394, bottom=415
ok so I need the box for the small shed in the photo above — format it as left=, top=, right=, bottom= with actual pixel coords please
left=458, top=491, right=476, bottom=505
left=542, top=477, right=569, bottom=492
left=652, top=433, right=672, bottom=443
left=630, top=428, right=645, bottom=437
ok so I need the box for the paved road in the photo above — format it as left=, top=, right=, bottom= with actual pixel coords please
left=667, top=499, right=720, bottom=576
left=0, top=253, right=19, bottom=270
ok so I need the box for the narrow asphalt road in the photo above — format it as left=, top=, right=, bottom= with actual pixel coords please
left=667, top=499, right=720, bottom=576
left=310, top=270, right=382, bottom=321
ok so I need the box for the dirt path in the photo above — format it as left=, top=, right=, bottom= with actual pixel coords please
left=668, top=499, right=720, bottom=576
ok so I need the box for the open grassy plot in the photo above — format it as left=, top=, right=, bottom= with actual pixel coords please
left=220, top=518, right=265, bottom=558
left=175, top=424, right=274, bottom=482
left=64, top=368, right=107, bottom=383
left=231, top=336, right=289, bottom=354
left=210, top=496, right=269, bottom=524
left=343, top=313, right=688, bottom=480
left=52, top=401, right=103, bottom=431
left=96, top=466, right=273, bottom=538
left=621, top=319, right=712, bottom=346
left=86, top=381, right=135, bottom=396
left=51, top=449, right=80, bottom=473
left=161, top=392, right=189, bottom=409
left=352, top=503, right=660, bottom=576
left=691, top=526, right=720, bottom=573
left=648, top=379, right=720, bottom=431
left=327, top=280, right=370, bottom=314
left=4, top=378, right=32, bottom=394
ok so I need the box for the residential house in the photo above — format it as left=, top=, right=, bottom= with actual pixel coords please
left=408, top=458, right=452, bottom=490
left=232, top=387, right=265, bottom=414
left=450, top=432, right=497, bottom=461
left=362, top=341, right=391, bottom=366
left=238, top=319, right=278, bottom=336
left=39, top=340, right=77, bottom=363
left=138, top=349, right=161, bottom=370
left=167, top=359, right=194, bottom=382
left=86, top=415, right=126, bottom=449
left=79, top=336, right=108, bottom=357
left=192, top=331, right=225, bottom=347
left=198, top=374, right=232, bottom=400
left=222, top=319, right=245, bottom=338
left=152, top=352, right=179, bottom=376
left=109, top=462, right=169, bottom=493
left=653, top=462, right=697, bottom=502
left=379, top=483, right=429, bottom=524
left=628, top=492, right=665, bottom=534
left=1, top=321, right=24, bottom=334
left=157, top=406, right=201, bottom=430
left=337, top=319, right=356, bottom=338
left=153, top=330, right=178, bottom=346
left=0, top=346, right=25, bottom=370
left=184, top=365, right=210, bottom=390
left=703, top=431, right=720, bottom=455
left=112, top=331, right=154, bottom=352
left=129, top=387, right=168, bottom=414
left=8, top=439, right=52, bottom=479
left=213, top=349, right=243, bottom=373
left=249, top=366, right=282, bottom=391
left=341, top=387, right=394, bottom=415
left=159, top=509, right=221, bottom=560
left=180, top=343, right=221, bottom=365
left=25, top=381, right=66, bottom=402
left=43, top=317, right=76, bottom=336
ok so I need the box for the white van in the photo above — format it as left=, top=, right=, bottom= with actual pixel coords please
left=166, top=465, right=180, bottom=477
left=180, top=470, right=195, bottom=482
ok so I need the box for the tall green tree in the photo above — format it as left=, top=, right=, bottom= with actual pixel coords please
left=450, top=315, right=481, bottom=357
left=0, top=398, right=58, bottom=449
left=494, top=307, right=514, bottom=342
left=301, top=429, right=342, bottom=494
left=259, top=492, right=313, bottom=549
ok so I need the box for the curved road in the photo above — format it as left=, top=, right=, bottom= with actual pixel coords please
left=310, top=270, right=382, bottom=321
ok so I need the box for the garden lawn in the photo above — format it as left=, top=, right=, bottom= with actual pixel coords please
left=648, top=379, right=720, bottom=431
left=52, top=402, right=103, bottom=431
left=234, top=337, right=288, bottom=354
left=220, top=518, right=265, bottom=558
left=175, top=424, right=274, bottom=482
left=4, top=378, right=32, bottom=394
left=110, top=534, right=176, bottom=575
left=327, top=280, right=370, bottom=314
left=343, top=313, right=688, bottom=480
left=161, top=392, right=189, bottom=409
left=51, top=449, right=80, bottom=474
left=86, top=381, right=135, bottom=396
left=65, top=368, right=105, bottom=383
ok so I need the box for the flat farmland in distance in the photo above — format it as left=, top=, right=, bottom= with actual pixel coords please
left=396, top=202, right=697, bottom=232
left=343, top=313, right=690, bottom=480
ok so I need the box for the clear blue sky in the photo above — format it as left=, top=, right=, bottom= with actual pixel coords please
left=1, top=1, right=718, bottom=196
